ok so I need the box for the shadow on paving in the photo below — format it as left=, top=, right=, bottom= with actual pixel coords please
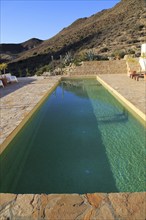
left=0, top=77, right=37, bottom=98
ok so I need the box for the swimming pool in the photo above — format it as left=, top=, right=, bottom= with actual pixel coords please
left=0, top=78, right=145, bottom=194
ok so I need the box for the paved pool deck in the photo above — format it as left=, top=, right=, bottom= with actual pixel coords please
left=0, top=76, right=61, bottom=149
left=97, top=74, right=146, bottom=116
left=0, top=74, right=146, bottom=220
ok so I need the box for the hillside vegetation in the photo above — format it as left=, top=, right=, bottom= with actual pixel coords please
left=0, top=0, right=146, bottom=76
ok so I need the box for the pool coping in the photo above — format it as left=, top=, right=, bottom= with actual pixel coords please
left=0, top=80, right=60, bottom=154
left=0, top=192, right=145, bottom=219
left=96, top=75, right=146, bottom=126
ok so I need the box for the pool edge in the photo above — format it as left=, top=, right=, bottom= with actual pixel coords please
left=0, top=192, right=145, bottom=219
left=96, top=75, right=146, bottom=127
left=0, top=80, right=60, bottom=154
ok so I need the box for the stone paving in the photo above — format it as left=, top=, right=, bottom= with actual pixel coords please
left=98, top=74, right=146, bottom=115
left=0, top=192, right=145, bottom=220
left=0, top=74, right=146, bottom=220
left=0, top=76, right=61, bottom=147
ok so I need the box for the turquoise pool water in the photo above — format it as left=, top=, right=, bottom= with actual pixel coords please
left=0, top=79, right=145, bottom=194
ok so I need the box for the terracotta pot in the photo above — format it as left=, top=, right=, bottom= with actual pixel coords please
left=1, top=77, right=7, bottom=86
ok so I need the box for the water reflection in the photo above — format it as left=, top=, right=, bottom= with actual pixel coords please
left=61, top=79, right=129, bottom=125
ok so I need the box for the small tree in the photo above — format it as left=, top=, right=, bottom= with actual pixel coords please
left=0, top=63, right=8, bottom=75
left=18, top=68, right=22, bottom=77
left=26, top=68, right=31, bottom=77
left=63, top=51, right=73, bottom=66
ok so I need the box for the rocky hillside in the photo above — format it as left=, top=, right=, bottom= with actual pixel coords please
left=0, top=0, right=146, bottom=76
left=0, top=38, right=43, bottom=62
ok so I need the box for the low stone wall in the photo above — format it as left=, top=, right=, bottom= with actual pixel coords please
left=0, top=192, right=145, bottom=220
left=70, top=60, right=127, bottom=75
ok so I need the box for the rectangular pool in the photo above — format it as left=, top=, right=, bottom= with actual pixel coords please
left=0, top=78, right=145, bottom=194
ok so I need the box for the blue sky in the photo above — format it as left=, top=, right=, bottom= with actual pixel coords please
left=1, top=0, right=120, bottom=44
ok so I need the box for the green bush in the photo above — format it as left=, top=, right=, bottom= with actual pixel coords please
left=100, top=47, right=109, bottom=53
left=18, top=68, right=22, bottom=77
left=35, top=64, right=52, bottom=76
left=127, top=49, right=135, bottom=54
left=26, top=68, right=31, bottom=76
left=33, top=52, right=37, bottom=56
left=112, top=50, right=126, bottom=59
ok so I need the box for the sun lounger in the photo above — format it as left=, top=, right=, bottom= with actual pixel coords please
left=133, top=73, right=144, bottom=81
left=4, top=73, right=18, bottom=83
left=129, top=71, right=137, bottom=79
left=128, top=70, right=145, bottom=81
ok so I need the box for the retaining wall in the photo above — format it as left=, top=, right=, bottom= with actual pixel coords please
left=70, top=60, right=127, bottom=75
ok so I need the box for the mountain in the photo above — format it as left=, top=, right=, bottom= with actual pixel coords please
left=0, top=0, right=146, bottom=76
left=0, top=38, right=43, bottom=62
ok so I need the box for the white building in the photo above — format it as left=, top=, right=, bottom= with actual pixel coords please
left=141, top=43, right=146, bottom=57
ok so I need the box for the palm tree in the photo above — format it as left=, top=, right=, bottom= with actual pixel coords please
left=0, top=63, right=8, bottom=75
